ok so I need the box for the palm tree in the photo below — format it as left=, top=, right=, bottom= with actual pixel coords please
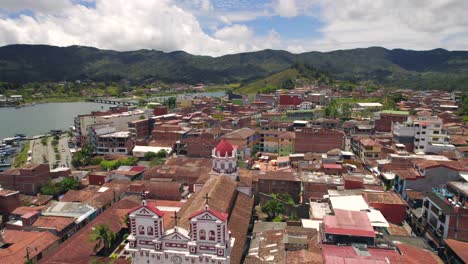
left=261, top=199, right=284, bottom=220
left=89, top=224, right=116, bottom=254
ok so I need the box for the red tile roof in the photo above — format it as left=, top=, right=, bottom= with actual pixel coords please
left=188, top=208, right=228, bottom=222
left=323, top=209, right=375, bottom=238
left=394, top=168, right=421, bottom=180
left=397, top=243, right=443, bottom=263
left=39, top=197, right=141, bottom=264
left=11, top=206, right=44, bottom=216
left=444, top=239, right=468, bottom=263
left=215, top=139, right=234, bottom=156
left=32, top=216, right=75, bottom=232
left=364, top=192, right=407, bottom=205
left=0, top=230, right=60, bottom=264
left=323, top=163, right=342, bottom=169
left=322, top=244, right=401, bottom=263
left=129, top=204, right=164, bottom=217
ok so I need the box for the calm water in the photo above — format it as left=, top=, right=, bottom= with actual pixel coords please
left=0, top=91, right=226, bottom=139
left=0, top=102, right=110, bottom=139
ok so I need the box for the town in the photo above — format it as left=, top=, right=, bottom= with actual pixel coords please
left=0, top=84, right=467, bottom=264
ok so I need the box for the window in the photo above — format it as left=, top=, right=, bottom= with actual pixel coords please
left=209, top=231, right=216, bottom=241
left=422, top=126, right=427, bottom=129
left=438, top=214, right=446, bottom=223
left=147, top=226, right=154, bottom=236
left=199, top=230, right=206, bottom=240
left=139, top=225, right=145, bottom=235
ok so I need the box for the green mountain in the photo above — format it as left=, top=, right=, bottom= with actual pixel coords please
left=237, top=63, right=333, bottom=94
left=1, top=44, right=468, bottom=90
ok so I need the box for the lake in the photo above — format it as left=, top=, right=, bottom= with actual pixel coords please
left=0, top=90, right=227, bottom=139
left=0, top=102, right=110, bottom=139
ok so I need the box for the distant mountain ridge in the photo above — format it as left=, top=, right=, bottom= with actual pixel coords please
left=1, top=44, right=468, bottom=90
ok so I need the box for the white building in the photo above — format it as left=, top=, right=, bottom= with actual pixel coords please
left=126, top=200, right=233, bottom=264
left=392, top=116, right=454, bottom=154
left=75, top=109, right=150, bottom=137
left=210, top=139, right=238, bottom=182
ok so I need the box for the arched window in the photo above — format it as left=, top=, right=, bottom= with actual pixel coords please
left=199, top=230, right=206, bottom=240
left=209, top=230, right=215, bottom=241
left=147, top=226, right=154, bottom=236
left=138, top=225, right=145, bottom=235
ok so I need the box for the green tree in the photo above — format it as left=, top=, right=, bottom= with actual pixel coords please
left=261, top=199, right=284, bottom=220
left=40, top=181, right=62, bottom=196
left=121, top=157, right=138, bottom=166
left=71, top=144, right=95, bottom=167
left=340, top=102, right=352, bottom=120
left=89, top=224, right=116, bottom=254
left=41, top=137, right=48, bottom=146
left=165, top=97, right=177, bottom=109
left=40, top=178, right=80, bottom=197
left=282, top=78, right=295, bottom=89
left=277, top=193, right=295, bottom=205
left=144, top=151, right=157, bottom=161
left=59, top=177, right=80, bottom=191
left=156, top=149, right=168, bottom=159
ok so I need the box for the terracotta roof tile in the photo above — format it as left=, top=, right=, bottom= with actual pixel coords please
left=397, top=243, right=443, bottom=264
left=32, top=216, right=76, bottom=232
left=444, top=239, right=468, bottom=263
left=39, top=197, right=141, bottom=264
left=0, top=230, right=60, bottom=264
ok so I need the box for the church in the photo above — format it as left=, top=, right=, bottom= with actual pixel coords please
left=126, top=140, right=254, bottom=264
left=126, top=197, right=233, bottom=264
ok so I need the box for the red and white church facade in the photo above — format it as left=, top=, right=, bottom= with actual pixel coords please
left=125, top=200, right=233, bottom=264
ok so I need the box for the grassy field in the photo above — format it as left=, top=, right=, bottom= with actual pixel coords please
left=204, top=83, right=240, bottom=92
left=13, top=142, right=30, bottom=168
left=236, top=68, right=299, bottom=94
left=23, top=96, right=87, bottom=105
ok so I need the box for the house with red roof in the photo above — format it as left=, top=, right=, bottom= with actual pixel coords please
left=322, top=209, right=375, bottom=245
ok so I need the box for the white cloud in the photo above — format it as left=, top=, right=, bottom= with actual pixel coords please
left=0, top=0, right=468, bottom=55
left=311, top=0, right=468, bottom=51
left=0, top=0, right=255, bottom=56
left=214, top=24, right=253, bottom=40
left=0, top=0, right=74, bottom=13
left=275, top=0, right=297, bottom=17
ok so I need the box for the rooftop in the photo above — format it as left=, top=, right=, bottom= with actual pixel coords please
left=39, top=197, right=141, bottom=264
left=32, top=216, right=76, bottom=232
left=364, top=192, right=407, bottom=205
left=0, top=230, right=60, bottom=264
left=99, top=131, right=131, bottom=138
left=444, top=239, right=468, bottom=263
left=323, top=209, right=375, bottom=238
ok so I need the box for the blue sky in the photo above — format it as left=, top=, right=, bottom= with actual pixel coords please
left=0, top=0, right=467, bottom=56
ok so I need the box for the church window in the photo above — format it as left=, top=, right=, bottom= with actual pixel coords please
left=199, top=230, right=206, bottom=240
left=139, top=225, right=145, bottom=235
left=209, top=231, right=215, bottom=241
left=221, top=163, right=225, bottom=170
left=147, top=226, right=154, bottom=235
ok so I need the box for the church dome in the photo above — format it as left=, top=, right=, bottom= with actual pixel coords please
left=215, top=139, right=234, bottom=157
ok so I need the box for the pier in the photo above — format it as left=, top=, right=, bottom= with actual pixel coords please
left=87, top=98, right=138, bottom=106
